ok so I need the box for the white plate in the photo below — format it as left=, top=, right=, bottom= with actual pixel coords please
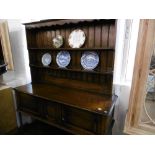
left=81, top=51, right=99, bottom=70
left=53, top=35, right=63, bottom=48
left=41, top=53, right=52, bottom=66
left=68, top=29, right=86, bottom=48
left=56, top=51, right=71, bottom=68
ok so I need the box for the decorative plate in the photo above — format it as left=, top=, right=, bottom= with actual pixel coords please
left=68, top=29, right=86, bottom=48
left=56, top=51, right=71, bottom=68
left=81, top=51, right=99, bottom=70
left=53, top=35, right=63, bottom=48
left=41, top=53, right=52, bottom=66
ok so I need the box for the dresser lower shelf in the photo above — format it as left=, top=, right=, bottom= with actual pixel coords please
left=18, top=110, right=94, bottom=135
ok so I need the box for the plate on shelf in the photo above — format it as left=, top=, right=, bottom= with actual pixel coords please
left=41, top=53, right=52, bottom=66
left=68, top=29, right=86, bottom=48
left=81, top=51, right=99, bottom=70
left=56, top=51, right=71, bottom=68
left=53, top=35, right=63, bottom=48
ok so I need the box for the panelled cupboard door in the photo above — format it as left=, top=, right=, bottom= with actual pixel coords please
left=60, top=105, right=113, bottom=135
left=124, top=20, right=155, bottom=135
left=45, top=102, right=61, bottom=123
left=61, top=105, right=97, bottom=134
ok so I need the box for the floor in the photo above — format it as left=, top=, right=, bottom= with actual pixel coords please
left=6, top=120, right=71, bottom=135
left=6, top=119, right=113, bottom=135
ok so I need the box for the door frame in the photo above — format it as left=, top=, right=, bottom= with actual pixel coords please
left=124, top=19, right=155, bottom=134
left=0, top=21, right=14, bottom=70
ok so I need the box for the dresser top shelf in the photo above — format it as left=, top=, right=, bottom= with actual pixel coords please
left=24, top=19, right=115, bottom=29
left=14, top=83, right=117, bottom=115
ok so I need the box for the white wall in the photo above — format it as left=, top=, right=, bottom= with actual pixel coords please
left=113, top=19, right=140, bottom=134
left=0, top=19, right=31, bottom=87
left=114, top=20, right=140, bottom=87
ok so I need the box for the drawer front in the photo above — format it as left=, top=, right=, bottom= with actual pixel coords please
left=61, top=106, right=97, bottom=133
left=18, top=93, right=41, bottom=115
left=17, top=92, right=60, bottom=122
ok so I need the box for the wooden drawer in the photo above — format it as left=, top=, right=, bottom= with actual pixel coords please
left=61, top=106, right=97, bottom=133
left=17, top=92, right=61, bottom=123
left=17, top=93, right=43, bottom=116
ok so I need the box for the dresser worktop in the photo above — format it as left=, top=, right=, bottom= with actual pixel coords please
left=14, top=83, right=116, bottom=115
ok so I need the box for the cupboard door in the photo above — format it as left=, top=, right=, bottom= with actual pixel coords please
left=61, top=106, right=97, bottom=133
left=45, top=102, right=61, bottom=123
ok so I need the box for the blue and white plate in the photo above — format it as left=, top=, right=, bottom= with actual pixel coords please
left=81, top=51, right=99, bottom=70
left=56, top=51, right=71, bottom=68
left=41, top=53, right=52, bottom=66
